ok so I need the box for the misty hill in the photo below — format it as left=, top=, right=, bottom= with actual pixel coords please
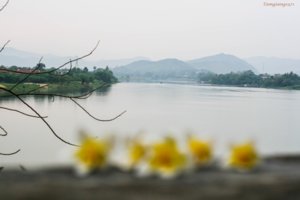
left=188, top=53, right=256, bottom=74
left=0, top=47, right=43, bottom=67
left=0, top=47, right=145, bottom=69
left=246, top=57, right=300, bottom=75
left=114, top=54, right=258, bottom=81
left=113, top=59, right=195, bottom=74
left=113, top=59, right=196, bottom=81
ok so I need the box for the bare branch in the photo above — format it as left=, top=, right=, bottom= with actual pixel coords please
left=0, top=41, right=100, bottom=75
left=70, top=98, right=127, bottom=122
left=0, top=125, right=8, bottom=136
left=0, top=33, right=124, bottom=150
left=0, top=0, right=9, bottom=12
left=10, top=57, right=44, bottom=91
left=58, top=58, right=73, bottom=76
left=49, top=58, right=74, bottom=77
left=49, top=40, right=99, bottom=74
left=0, top=0, right=10, bottom=53
left=15, top=95, right=78, bottom=146
left=0, top=149, right=20, bottom=156
left=1, top=87, right=78, bottom=146
left=0, top=40, right=10, bottom=53
left=0, top=106, right=48, bottom=118
left=2, top=83, right=109, bottom=99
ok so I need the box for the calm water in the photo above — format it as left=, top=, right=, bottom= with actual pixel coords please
left=1, top=83, right=300, bottom=167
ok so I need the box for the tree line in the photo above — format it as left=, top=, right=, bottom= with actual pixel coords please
left=0, top=64, right=118, bottom=85
left=198, top=70, right=300, bottom=89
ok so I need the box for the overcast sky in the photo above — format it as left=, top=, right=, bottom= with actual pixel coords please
left=0, top=0, right=299, bottom=60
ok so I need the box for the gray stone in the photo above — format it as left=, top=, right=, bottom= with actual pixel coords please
left=1, top=155, right=300, bottom=200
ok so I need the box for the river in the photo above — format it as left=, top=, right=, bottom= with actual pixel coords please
left=1, top=83, right=300, bottom=167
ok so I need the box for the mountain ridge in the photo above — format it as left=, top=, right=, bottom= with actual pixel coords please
left=0, top=47, right=147, bottom=69
left=112, top=53, right=257, bottom=81
left=188, top=53, right=257, bottom=74
left=2, top=47, right=300, bottom=75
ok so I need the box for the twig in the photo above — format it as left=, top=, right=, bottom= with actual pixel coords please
left=0, top=0, right=9, bottom=12
left=0, top=149, right=20, bottom=156
left=1, top=87, right=78, bottom=146
left=3, top=83, right=108, bottom=99
left=15, top=94, right=78, bottom=146
left=0, top=40, right=10, bottom=53
left=0, top=41, right=100, bottom=75
left=0, top=125, right=8, bottom=136
left=10, top=57, right=44, bottom=91
left=51, top=58, right=73, bottom=77
left=70, top=98, right=127, bottom=122
left=0, top=106, right=48, bottom=118
left=0, top=36, right=125, bottom=149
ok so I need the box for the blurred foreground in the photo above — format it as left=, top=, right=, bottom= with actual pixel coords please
left=1, top=155, right=300, bottom=200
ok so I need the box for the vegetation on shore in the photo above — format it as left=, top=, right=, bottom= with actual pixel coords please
left=198, top=70, right=300, bottom=89
left=0, top=65, right=118, bottom=94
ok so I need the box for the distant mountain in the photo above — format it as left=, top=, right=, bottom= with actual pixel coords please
left=113, top=54, right=260, bottom=81
left=113, top=59, right=196, bottom=81
left=114, top=59, right=195, bottom=74
left=0, top=47, right=146, bottom=69
left=246, top=57, right=300, bottom=75
left=188, top=53, right=256, bottom=74
left=6, top=47, right=299, bottom=79
left=0, top=47, right=43, bottom=67
left=1, top=47, right=40, bottom=58
left=87, top=57, right=149, bottom=69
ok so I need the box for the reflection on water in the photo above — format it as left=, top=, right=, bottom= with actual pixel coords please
left=0, top=85, right=112, bottom=102
left=95, top=85, right=112, bottom=96
left=1, top=83, right=300, bottom=168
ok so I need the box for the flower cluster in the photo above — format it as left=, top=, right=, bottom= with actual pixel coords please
left=75, top=136, right=111, bottom=170
left=74, top=131, right=114, bottom=174
left=148, top=137, right=186, bottom=177
left=74, top=132, right=260, bottom=178
left=228, top=141, right=259, bottom=170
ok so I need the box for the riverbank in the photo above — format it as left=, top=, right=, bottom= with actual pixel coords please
left=0, top=81, right=111, bottom=96
left=123, top=80, right=300, bottom=91
left=1, top=155, right=300, bottom=200
left=119, top=70, right=300, bottom=90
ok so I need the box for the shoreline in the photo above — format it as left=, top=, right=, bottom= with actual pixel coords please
left=118, top=80, right=300, bottom=91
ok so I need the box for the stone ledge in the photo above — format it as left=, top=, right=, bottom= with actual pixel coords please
left=1, top=155, right=300, bottom=200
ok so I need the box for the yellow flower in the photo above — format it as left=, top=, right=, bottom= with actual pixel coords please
left=128, top=140, right=147, bottom=167
left=75, top=136, right=111, bottom=170
left=228, top=141, right=259, bottom=170
left=188, top=137, right=213, bottom=166
left=148, top=137, right=186, bottom=177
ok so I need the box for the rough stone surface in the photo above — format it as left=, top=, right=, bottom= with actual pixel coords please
left=1, top=156, right=300, bottom=200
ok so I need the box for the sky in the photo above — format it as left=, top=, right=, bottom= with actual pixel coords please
left=0, top=0, right=299, bottom=60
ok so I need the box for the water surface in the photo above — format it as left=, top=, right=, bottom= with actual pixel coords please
left=1, top=83, right=300, bottom=167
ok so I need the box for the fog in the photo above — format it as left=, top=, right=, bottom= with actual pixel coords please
left=0, top=0, right=299, bottom=60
